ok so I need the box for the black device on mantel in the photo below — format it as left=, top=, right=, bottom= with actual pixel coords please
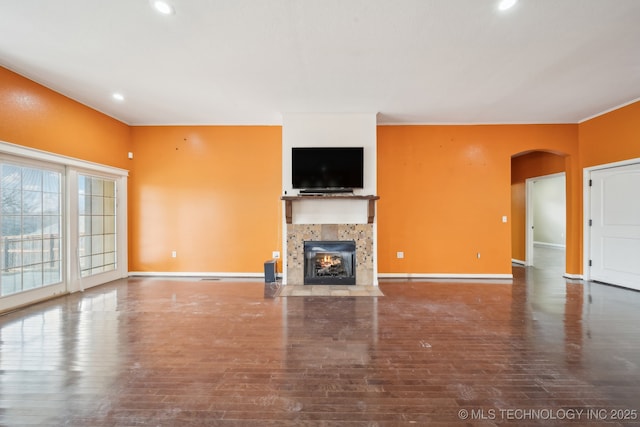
left=292, top=147, right=363, bottom=193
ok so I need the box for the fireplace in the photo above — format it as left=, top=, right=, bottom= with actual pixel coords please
left=303, top=240, right=356, bottom=285
left=286, top=224, right=374, bottom=286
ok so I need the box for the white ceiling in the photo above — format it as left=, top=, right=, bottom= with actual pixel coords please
left=1, top=0, right=639, bottom=125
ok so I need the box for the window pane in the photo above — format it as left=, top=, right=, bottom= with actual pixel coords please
left=91, top=196, right=103, bottom=215
left=79, top=215, right=90, bottom=235
left=104, top=216, right=115, bottom=234
left=1, top=165, right=21, bottom=189
left=43, top=215, right=60, bottom=236
left=23, top=190, right=42, bottom=213
left=23, top=238, right=43, bottom=265
left=104, top=234, right=115, bottom=252
left=1, top=189, right=21, bottom=214
left=43, top=171, right=60, bottom=193
left=22, top=216, right=42, bottom=237
left=91, top=216, right=104, bottom=235
left=44, top=260, right=61, bottom=285
left=23, top=264, right=43, bottom=290
left=1, top=269, right=21, bottom=296
left=92, top=235, right=104, bottom=254
left=104, top=180, right=115, bottom=197
left=91, top=254, right=103, bottom=269
left=79, top=195, right=91, bottom=215
left=22, top=168, right=42, bottom=191
left=91, top=266, right=105, bottom=275
left=104, top=251, right=115, bottom=265
left=91, top=178, right=103, bottom=196
left=2, top=215, right=21, bottom=236
left=104, top=197, right=115, bottom=215
left=78, top=175, right=88, bottom=194
left=79, top=255, right=91, bottom=272
left=79, top=236, right=91, bottom=256
left=2, top=240, right=22, bottom=269
left=43, top=192, right=60, bottom=215
left=45, top=238, right=61, bottom=262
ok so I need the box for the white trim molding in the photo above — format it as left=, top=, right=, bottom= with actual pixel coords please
left=378, top=273, right=513, bottom=280
left=579, top=97, right=640, bottom=123
left=128, top=271, right=265, bottom=278
left=533, top=241, right=566, bottom=249
left=0, top=140, right=129, bottom=177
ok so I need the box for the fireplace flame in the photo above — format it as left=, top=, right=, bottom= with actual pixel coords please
left=317, top=253, right=342, bottom=269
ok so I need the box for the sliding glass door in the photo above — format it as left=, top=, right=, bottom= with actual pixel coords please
left=78, top=175, right=117, bottom=278
left=0, top=144, right=128, bottom=312
left=1, top=159, right=65, bottom=305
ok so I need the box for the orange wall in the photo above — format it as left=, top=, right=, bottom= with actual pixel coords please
left=579, top=101, right=640, bottom=168
left=5, top=65, right=639, bottom=279
left=510, top=152, right=566, bottom=261
left=0, top=67, right=131, bottom=168
left=511, top=151, right=566, bottom=183
left=0, top=67, right=283, bottom=275
left=129, top=126, right=282, bottom=273
left=377, top=125, right=579, bottom=275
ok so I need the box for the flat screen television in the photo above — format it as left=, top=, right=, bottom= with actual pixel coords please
left=292, top=147, right=364, bottom=191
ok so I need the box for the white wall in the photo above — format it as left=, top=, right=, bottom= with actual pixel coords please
left=282, top=113, right=377, bottom=224
left=533, top=174, right=566, bottom=247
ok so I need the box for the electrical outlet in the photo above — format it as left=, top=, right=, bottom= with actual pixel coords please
left=502, top=215, right=508, bottom=223
left=272, top=251, right=280, bottom=259
left=477, top=252, right=481, bottom=259
left=171, top=250, right=177, bottom=258
left=397, top=251, right=404, bottom=259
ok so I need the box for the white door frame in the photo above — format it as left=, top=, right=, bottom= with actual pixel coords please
left=525, top=172, right=566, bottom=267
left=583, top=157, right=640, bottom=282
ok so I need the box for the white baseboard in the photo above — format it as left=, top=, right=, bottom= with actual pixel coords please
left=129, top=271, right=515, bottom=281
left=512, top=259, right=526, bottom=265
left=563, top=273, right=583, bottom=280
left=378, top=273, right=513, bottom=280
left=534, top=241, right=566, bottom=249
left=128, top=271, right=265, bottom=278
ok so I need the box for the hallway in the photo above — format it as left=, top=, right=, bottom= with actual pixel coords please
left=0, top=261, right=639, bottom=426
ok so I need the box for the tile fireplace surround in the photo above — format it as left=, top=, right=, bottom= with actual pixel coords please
left=286, top=224, right=374, bottom=286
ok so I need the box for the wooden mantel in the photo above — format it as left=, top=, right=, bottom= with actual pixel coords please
left=280, top=194, right=380, bottom=224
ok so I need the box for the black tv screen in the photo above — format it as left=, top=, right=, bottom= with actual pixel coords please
left=292, top=147, right=364, bottom=190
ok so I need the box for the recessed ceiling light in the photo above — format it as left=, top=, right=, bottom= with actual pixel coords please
left=151, top=0, right=175, bottom=15
left=112, top=93, right=125, bottom=102
left=498, top=0, right=517, bottom=11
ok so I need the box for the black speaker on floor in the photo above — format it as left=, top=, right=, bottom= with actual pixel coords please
left=264, top=259, right=277, bottom=283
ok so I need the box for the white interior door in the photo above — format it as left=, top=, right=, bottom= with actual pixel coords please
left=589, top=162, right=640, bottom=290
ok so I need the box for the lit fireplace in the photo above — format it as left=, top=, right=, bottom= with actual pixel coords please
left=316, top=253, right=347, bottom=277
left=303, top=240, right=356, bottom=285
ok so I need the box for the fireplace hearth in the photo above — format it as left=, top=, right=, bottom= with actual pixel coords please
left=304, top=240, right=356, bottom=285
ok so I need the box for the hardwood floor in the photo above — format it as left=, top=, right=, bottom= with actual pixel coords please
left=1, top=259, right=640, bottom=426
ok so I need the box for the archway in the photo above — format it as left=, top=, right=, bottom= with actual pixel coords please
left=511, top=150, right=567, bottom=270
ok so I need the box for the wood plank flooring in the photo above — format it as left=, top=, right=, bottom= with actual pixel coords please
left=1, top=256, right=640, bottom=425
